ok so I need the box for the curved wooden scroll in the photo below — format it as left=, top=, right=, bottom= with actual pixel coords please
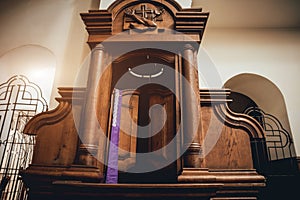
left=214, top=103, right=265, bottom=139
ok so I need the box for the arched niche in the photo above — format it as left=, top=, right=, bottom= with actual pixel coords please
left=224, top=73, right=292, bottom=136
left=0, top=45, right=56, bottom=103
left=224, top=73, right=297, bottom=164
left=100, top=48, right=180, bottom=183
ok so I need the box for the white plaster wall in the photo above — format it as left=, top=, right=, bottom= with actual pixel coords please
left=198, top=28, right=300, bottom=155
left=0, top=0, right=99, bottom=108
left=0, top=45, right=56, bottom=103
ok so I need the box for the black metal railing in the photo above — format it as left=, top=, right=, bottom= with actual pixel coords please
left=244, top=107, right=296, bottom=161
left=0, top=75, right=48, bottom=200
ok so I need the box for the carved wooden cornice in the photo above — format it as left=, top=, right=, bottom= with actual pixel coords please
left=81, top=0, right=209, bottom=48
left=175, top=9, right=208, bottom=36
left=200, top=89, right=232, bottom=104
left=80, top=10, right=112, bottom=36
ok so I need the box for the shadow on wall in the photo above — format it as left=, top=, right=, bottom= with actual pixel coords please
left=224, top=73, right=297, bottom=161
left=224, top=73, right=292, bottom=135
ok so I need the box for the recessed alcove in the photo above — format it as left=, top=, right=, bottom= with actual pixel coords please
left=106, top=49, right=180, bottom=183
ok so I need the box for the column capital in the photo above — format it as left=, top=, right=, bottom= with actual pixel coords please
left=184, top=44, right=194, bottom=51
left=94, top=44, right=105, bottom=51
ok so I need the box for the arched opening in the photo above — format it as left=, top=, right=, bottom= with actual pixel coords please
left=224, top=73, right=298, bottom=174
left=0, top=45, right=54, bottom=199
left=106, top=49, right=179, bottom=183
left=0, top=44, right=56, bottom=103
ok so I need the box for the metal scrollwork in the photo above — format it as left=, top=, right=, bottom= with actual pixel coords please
left=0, top=75, right=48, bottom=200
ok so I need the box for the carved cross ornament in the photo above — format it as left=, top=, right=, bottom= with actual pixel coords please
left=124, top=4, right=165, bottom=31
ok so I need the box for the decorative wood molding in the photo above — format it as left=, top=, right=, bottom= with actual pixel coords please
left=22, top=165, right=102, bottom=181
left=178, top=168, right=265, bottom=199
left=175, top=10, right=209, bottom=36
left=80, top=10, right=112, bottom=36
left=108, top=0, right=183, bottom=15
left=214, top=104, right=265, bottom=139
left=112, top=48, right=175, bottom=64
left=100, top=0, right=193, bottom=10
left=199, top=88, right=265, bottom=139
left=23, top=88, right=84, bottom=135
left=24, top=88, right=264, bottom=139
left=81, top=0, right=209, bottom=48
left=123, top=4, right=165, bottom=31
left=200, top=89, right=232, bottom=104
left=52, top=181, right=223, bottom=200
left=179, top=168, right=265, bottom=184
left=23, top=102, right=70, bottom=135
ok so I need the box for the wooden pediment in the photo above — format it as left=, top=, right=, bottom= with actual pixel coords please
left=81, top=0, right=209, bottom=48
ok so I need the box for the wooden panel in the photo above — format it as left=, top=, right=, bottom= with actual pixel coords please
left=149, top=92, right=175, bottom=160
left=201, top=105, right=253, bottom=169
left=118, top=91, right=139, bottom=171
left=33, top=111, right=78, bottom=166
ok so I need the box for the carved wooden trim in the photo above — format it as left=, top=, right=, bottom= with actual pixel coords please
left=112, top=48, right=175, bottom=64
left=200, top=89, right=232, bottom=104
left=175, top=10, right=209, bottom=37
left=199, top=88, right=265, bottom=139
left=81, top=0, right=209, bottom=47
left=179, top=168, right=265, bottom=184
left=213, top=104, right=265, bottom=139
left=80, top=10, right=112, bottom=35
left=23, top=101, right=71, bottom=135
left=108, top=0, right=182, bottom=17
left=52, top=181, right=223, bottom=199
left=23, top=88, right=82, bottom=135
left=25, top=88, right=263, bottom=140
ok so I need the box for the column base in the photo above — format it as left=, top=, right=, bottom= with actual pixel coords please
left=178, top=168, right=265, bottom=199
left=21, top=164, right=104, bottom=186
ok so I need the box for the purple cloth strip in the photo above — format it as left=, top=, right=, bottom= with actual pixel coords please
left=106, top=89, right=122, bottom=184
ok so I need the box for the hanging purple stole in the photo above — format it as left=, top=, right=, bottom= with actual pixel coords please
left=106, top=89, right=122, bottom=184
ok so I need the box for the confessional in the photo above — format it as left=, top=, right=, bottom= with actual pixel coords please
left=22, top=0, right=267, bottom=199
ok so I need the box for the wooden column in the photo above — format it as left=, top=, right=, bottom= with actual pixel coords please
left=182, top=44, right=202, bottom=168
left=78, top=44, right=111, bottom=173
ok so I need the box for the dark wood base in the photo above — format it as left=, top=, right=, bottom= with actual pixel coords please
left=22, top=167, right=265, bottom=200
left=21, top=164, right=104, bottom=195
left=178, top=168, right=265, bottom=200
left=27, top=182, right=222, bottom=200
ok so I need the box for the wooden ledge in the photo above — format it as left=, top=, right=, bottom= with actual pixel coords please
left=52, top=181, right=223, bottom=199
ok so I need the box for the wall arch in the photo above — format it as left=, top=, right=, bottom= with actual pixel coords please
left=0, top=44, right=56, bottom=103
left=224, top=73, right=297, bottom=161
left=224, top=73, right=292, bottom=135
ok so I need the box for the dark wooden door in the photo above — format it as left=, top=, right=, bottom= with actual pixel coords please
left=118, top=84, right=177, bottom=183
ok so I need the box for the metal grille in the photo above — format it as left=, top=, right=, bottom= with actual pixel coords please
left=244, top=107, right=296, bottom=161
left=0, top=75, right=48, bottom=200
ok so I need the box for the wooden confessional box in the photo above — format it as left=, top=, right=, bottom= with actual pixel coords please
left=22, top=0, right=268, bottom=199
